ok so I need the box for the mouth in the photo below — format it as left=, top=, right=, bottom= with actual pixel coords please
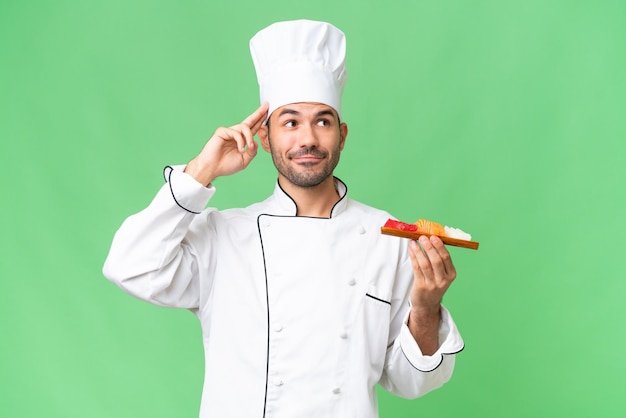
left=288, top=148, right=327, bottom=165
left=292, top=155, right=323, bottom=164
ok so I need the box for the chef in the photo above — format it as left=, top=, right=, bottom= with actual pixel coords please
left=103, top=19, right=464, bottom=418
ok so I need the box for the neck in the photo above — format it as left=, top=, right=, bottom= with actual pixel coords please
left=278, top=175, right=340, bottom=218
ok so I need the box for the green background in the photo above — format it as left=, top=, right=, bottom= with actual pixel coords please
left=2, top=0, right=625, bottom=417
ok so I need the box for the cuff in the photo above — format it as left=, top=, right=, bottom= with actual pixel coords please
left=399, top=305, right=465, bottom=372
left=163, top=165, right=215, bottom=214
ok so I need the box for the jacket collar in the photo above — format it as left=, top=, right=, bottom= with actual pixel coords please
left=269, top=177, right=348, bottom=218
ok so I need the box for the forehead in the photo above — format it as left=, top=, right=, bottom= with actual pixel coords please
left=270, top=102, right=339, bottom=120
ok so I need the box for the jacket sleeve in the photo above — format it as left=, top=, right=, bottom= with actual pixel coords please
left=379, top=257, right=465, bottom=399
left=102, top=166, right=215, bottom=310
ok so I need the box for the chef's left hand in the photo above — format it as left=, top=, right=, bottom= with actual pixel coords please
left=408, top=235, right=457, bottom=312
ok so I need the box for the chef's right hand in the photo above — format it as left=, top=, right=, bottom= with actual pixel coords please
left=184, top=102, right=269, bottom=186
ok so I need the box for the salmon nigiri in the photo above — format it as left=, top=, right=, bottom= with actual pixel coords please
left=413, top=219, right=446, bottom=236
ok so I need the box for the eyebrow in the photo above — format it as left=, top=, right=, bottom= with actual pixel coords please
left=316, top=109, right=336, bottom=118
left=277, top=109, right=300, bottom=117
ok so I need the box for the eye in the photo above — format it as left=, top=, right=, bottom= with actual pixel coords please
left=284, top=120, right=296, bottom=128
left=317, top=119, right=330, bottom=127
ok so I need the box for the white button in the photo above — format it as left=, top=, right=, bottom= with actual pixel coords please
left=358, top=226, right=366, bottom=234
left=274, top=324, right=284, bottom=332
left=273, top=378, right=284, bottom=387
left=348, top=278, right=356, bottom=286
left=261, top=218, right=271, bottom=228
left=339, top=331, right=348, bottom=339
left=332, top=387, right=341, bottom=394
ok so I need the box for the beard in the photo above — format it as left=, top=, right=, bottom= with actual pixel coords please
left=268, top=137, right=341, bottom=188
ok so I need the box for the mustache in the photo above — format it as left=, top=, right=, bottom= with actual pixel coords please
left=287, top=147, right=328, bottom=159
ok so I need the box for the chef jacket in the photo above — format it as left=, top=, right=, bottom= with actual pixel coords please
left=103, top=166, right=464, bottom=418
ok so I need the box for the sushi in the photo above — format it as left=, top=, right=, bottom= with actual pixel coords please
left=381, top=218, right=479, bottom=250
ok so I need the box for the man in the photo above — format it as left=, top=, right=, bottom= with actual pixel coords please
left=103, top=20, right=464, bottom=418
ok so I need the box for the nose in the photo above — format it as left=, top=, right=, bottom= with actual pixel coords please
left=298, top=123, right=319, bottom=148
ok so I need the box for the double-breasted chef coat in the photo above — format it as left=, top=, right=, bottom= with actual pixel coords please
left=103, top=166, right=464, bottom=418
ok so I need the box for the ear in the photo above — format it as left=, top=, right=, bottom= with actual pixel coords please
left=339, top=122, right=348, bottom=151
left=258, top=124, right=271, bottom=153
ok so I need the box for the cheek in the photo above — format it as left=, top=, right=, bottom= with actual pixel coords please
left=325, top=131, right=344, bottom=151
left=267, top=131, right=297, bottom=152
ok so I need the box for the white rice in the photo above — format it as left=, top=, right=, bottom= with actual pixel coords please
left=444, top=226, right=472, bottom=241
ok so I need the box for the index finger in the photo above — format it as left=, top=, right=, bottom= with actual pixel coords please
left=427, top=236, right=456, bottom=277
left=242, top=102, right=269, bottom=134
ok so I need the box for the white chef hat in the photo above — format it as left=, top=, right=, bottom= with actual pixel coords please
left=249, top=19, right=347, bottom=120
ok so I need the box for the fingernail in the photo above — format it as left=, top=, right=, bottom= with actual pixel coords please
left=419, top=236, right=429, bottom=245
